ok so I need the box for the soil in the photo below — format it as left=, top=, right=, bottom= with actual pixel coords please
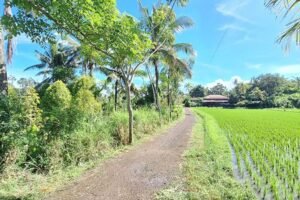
left=46, top=108, right=196, bottom=200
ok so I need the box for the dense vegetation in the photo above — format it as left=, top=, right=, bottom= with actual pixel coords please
left=0, top=0, right=192, bottom=199
left=186, top=74, right=300, bottom=108
left=199, top=108, right=300, bottom=200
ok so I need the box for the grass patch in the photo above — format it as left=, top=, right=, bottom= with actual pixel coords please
left=157, top=109, right=255, bottom=200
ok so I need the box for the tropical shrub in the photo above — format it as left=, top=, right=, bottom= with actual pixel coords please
left=42, top=81, right=72, bottom=136
left=71, top=76, right=96, bottom=95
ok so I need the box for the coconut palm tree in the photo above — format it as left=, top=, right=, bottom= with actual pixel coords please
left=25, top=43, right=77, bottom=87
left=266, top=0, right=300, bottom=45
left=139, top=2, right=195, bottom=110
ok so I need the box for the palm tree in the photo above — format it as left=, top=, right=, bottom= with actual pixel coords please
left=25, top=43, right=77, bottom=87
left=0, top=0, right=13, bottom=94
left=139, top=2, right=195, bottom=110
left=266, top=0, right=300, bottom=45
left=61, top=38, right=98, bottom=77
left=162, top=45, right=194, bottom=118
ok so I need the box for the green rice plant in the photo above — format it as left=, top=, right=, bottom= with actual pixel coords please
left=195, top=108, right=300, bottom=199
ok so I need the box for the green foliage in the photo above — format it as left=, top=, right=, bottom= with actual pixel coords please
left=22, top=87, right=42, bottom=131
left=208, top=83, right=227, bottom=95
left=229, top=74, right=300, bottom=108
left=189, top=85, right=205, bottom=98
left=42, top=81, right=72, bottom=135
left=72, top=89, right=101, bottom=117
left=6, top=0, right=118, bottom=46
left=71, top=76, right=96, bottom=95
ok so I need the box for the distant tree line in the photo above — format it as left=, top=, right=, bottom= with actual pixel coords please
left=186, top=74, right=300, bottom=108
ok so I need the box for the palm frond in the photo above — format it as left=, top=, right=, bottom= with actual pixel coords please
left=167, top=0, right=189, bottom=7
left=172, top=43, right=196, bottom=56
left=24, top=63, right=47, bottom=71
left=172, top=16, right=194, bottom=32
left=35, top=69, right=52, bottom=77
left=160, top=49, right=192, bottom=78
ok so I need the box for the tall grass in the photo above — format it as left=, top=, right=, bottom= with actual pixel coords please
left=0, top=107, right=182, bottom=200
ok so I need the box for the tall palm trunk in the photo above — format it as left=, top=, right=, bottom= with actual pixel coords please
left=145, top=65, right=158, bottom=109
left=167, top=69, right=172, bottom=120
left=153, top=59, right=161, bottom=112
left=0, top=29, right=8, bottom=95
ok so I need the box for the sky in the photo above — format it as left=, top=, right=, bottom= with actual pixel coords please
left=5, top=0, right=300, bottom=89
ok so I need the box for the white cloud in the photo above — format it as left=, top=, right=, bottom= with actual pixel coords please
left=218, top=24, right=246, bottom=32
left=216, top=0, right=253, bottom=24
left=274, top=65, right=300, bottom=75
left=205, top=76, right=249, bottom=90
left=245, top=63, right=262, bottom=70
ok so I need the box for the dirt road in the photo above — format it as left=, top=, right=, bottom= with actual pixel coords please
left=46, top=109, right=196, bottom=200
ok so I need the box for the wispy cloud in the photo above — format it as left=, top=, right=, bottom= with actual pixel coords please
left=218, top=24, right=246, bottom=32
left=216, top=0, right=254, bottom=24
left=274, top=64, right=300, bottom=75
left=205, top=76, right=249, bottom=89
left=245, top=63, right=262, bottom=70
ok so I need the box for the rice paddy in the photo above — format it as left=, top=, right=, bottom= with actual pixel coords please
left=197, top=108, right=300, bottom=200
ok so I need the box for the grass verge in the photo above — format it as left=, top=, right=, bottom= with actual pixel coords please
left=157, top=108, right=255, bottom=200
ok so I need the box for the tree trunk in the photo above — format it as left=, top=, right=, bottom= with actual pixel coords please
left=153, top=59, right=161, bottom=112
left=114, top=79, right=118, bottom=111
left=167, top=69, right=173, bottom=120
left=125, top=81, right=133, bottom=144
left=145, top=65, right=157, bottom=108
left=88, top=62, right=94, bottom=77
left=0, top=29, right=8, bottom=95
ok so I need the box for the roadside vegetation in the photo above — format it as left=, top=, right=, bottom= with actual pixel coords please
left=0, top=0, right=192, bottom=199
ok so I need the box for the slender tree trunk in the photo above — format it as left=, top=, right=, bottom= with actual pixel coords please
left=145, top=65, right=157, bottom=108
left=125, top=81, right=133, bottom=144
left=167, top=70, right=171, bottom=120
left=114, top=79, right=118, bottom=111
left=88, top=62, right=93, bottom=77
left=153, top=59, right=162, bottom=114
left=0, top=29, right=8, bottom=95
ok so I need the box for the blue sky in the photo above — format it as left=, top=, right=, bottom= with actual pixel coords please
left=6, top=0, right=300, bottom=89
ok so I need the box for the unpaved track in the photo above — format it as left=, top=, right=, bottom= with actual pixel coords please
left=46, top=109, right=196, bottom=200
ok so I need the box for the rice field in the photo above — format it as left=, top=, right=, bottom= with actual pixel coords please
left=198, top=108, right=300, bottom=200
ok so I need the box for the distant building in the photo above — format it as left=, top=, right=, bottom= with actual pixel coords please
left=202, top=95, right=229, bottom=107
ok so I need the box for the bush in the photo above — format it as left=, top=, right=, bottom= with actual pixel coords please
left=71, top=76, right=96, bottom=95
left=71, top=89, right=101, bottom=119
left=42, top=81, right=72, bottom=135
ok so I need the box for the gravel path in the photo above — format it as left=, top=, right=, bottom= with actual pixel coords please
left=46, top=108, right=196, bottom=200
